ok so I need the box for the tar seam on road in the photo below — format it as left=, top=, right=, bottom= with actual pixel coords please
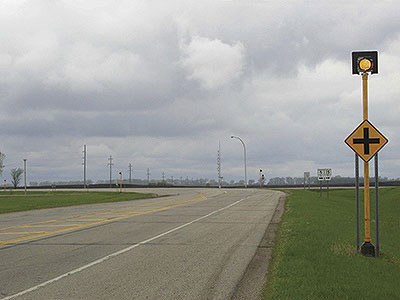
left=1, top=196, right=249, bottom=300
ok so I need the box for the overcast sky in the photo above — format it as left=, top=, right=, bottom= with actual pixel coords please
left=1, top=0, right=400, bottom=183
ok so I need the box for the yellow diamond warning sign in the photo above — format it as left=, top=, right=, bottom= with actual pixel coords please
left=345, top=120, right=388, bottom=162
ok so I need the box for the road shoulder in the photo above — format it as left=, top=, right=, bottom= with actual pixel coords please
left=231, top=192, right=287, bottom=300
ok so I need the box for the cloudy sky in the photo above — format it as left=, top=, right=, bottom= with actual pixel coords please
left=1, top=0, right=400, bottom=183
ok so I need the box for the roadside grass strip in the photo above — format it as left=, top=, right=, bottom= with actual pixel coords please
left=0, top=192, right=207, bottom=247
left=263, top=188, right=400, bottom=300
left=0, top=191, right=155, bottom=214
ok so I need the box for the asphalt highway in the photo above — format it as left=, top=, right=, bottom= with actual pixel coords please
left=0, top=188, right=283, bottom=300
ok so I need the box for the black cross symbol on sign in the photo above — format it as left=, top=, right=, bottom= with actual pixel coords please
left=353, top=128, right=380, bottom=155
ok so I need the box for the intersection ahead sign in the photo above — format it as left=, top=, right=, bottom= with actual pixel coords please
left=345, top=119, right=388, bottom=162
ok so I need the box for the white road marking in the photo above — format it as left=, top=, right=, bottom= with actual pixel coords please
left=1, top=197, right=248, bottom=300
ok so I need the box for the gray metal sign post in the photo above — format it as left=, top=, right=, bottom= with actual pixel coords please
left=325, top=169, right=332, bottom=199
left=327, top=177, right=330, bottom=198
left=304, top=172, right=310, bottom=190
left=317, top=169, right=324, bottom=197
left=317, top=169, right=331, bottom=197
left=375, top=153, right=380, bottom=257
left=320, top=180, right=322, bottom=197
left=355, top=153, right=360, bottom=252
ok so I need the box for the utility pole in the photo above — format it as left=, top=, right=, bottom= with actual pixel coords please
left=128, top=163, right=132, bottom=183
left=171, top=176, right=174, bottom=185
left=147, top=168, right=150, bottom=185
left=162, top=171, right=165, bottom=183
left=108, top=155, right=113, bottom=188
left=119, top=172, right=122, bottom=193
left=82, top=145, right=87, bottom=189
left=23, top=159, right=27, bottom=195
left=217, top=141, right=222, bottom=188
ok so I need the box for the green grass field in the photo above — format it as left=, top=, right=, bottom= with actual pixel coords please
left=263, top=188, right=400, bottom=300
left=0, top=191, right=155, bottom=214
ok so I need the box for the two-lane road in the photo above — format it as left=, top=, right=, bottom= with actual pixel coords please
left=0, top=188, right=283, bottom=300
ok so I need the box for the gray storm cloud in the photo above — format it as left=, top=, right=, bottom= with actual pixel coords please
left=1, top=0, right=400, bottom=182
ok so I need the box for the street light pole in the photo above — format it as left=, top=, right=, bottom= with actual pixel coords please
left=231, top=135, right=247, bottom=188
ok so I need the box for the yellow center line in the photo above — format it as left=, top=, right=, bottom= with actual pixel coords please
left=0, top=231, right=45, bottom=235
left=0, top=193, right=207, bottom=247
left=91, top=212, right=132, bottom=215
left=0, top=193, right=201, bottom=232
left=18, top=224, right=83, bottom=228
left=72, top=219, right=110, bottom=221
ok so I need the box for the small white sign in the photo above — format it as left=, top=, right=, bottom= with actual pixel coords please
left=325, top=169, right=332, bottom=181
left=317, top=168, right=332, bottom=181
left=317, top=169, right=325, bottom=181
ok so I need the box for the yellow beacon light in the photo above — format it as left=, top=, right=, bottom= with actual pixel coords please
left=359, top=58, right=373, bottom=72
left=352, top=51, right=378, bottom=75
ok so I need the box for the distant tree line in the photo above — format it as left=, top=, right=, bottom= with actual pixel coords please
left=267, top=175, right=392, bottom=186
left=29, top=178, right=248, bottom=187
left=19, top=175, right=400, bottom=188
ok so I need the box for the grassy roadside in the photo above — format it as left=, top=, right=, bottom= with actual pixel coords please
left=0, top=191, right=155, bottom=214
left=263, top=188, right=400, bottom=300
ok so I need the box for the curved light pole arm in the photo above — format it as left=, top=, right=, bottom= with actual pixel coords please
left=231, top=135, right=247, bottom=188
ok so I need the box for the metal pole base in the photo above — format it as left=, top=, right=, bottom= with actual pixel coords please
left=360, top=241, right=375, bottom=257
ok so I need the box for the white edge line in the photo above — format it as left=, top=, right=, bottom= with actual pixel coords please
left=2, top=197, right=248, bottom=300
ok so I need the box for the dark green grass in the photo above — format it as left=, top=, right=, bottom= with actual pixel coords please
left=263, top=188, right=400, bottom=300
left=0, top=191, right=155, bottom=214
